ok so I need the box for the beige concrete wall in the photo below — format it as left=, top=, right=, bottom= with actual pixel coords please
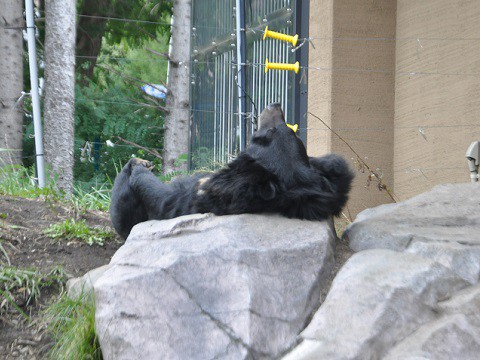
left=394, top=0, right=480, bottom=199
left=308, top=0, right=397, bottom=218
left=307, top=0, right=334, bottom=157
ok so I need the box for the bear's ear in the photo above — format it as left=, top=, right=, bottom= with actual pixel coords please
left=258, top=180, right=278, bottom=201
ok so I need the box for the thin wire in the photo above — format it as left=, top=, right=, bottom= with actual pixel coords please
left=78, top=14, right=171, bottom=26
left=74, top=98, right=480, bottom=131
left=77, top=55, right=170, bottom=63
left=5, top=146, right=470, bottom=176
left=81, top=54, right=480, bottom=77
left=300, top=123, right=480, bottom=131
left=74, top=139, right=163, bottom=151
left=75, top=98, right=249, bottom=116
left=299, top=35, right=480, bottom=42
left=23, top=10, right=480, bottom=43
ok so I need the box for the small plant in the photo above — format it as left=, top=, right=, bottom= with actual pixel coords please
left=44, top=292, right=102, bottom=360
left=72, top=181, right=112, bottom=212
left=0, top=266, right=69, bottom=315
left=0, top=239, right=12, bottom=265
left=44, top=218, right=115, bottom=246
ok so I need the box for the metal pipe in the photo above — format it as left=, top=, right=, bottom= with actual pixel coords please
left=466, top=141, right=479, bottom=183
left=25, top=0, right=45, bottom=188
left=235, top=0, right=247, bottom=151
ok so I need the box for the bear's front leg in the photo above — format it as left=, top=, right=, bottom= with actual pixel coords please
left=110, top=158, right=152, bottom=239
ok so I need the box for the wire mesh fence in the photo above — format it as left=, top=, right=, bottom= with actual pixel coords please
left=190, top=0, right=303, bottom=169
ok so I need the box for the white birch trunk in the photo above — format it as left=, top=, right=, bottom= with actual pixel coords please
left=43, top=0, right=76, bottom=193
left=0, top=0, right=24, bottom=165
left=163, top=0, right=191, bottom=175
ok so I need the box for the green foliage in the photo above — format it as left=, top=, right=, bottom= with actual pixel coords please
left=74, top=33, right=169, bottom=182
left=44, top=292, right=102, bottom=360
left=102, top=1, right=172, bottom=47
left=44, top=219, right=115, bottom=246
left=0, top=266, right=68, bottom=314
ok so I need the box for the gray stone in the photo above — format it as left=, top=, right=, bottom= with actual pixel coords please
left=344, top=184, right=480, bottom=282
left=405, top=241, right=480, bottom=284
left=384, top=314, right=480, bottom=360
left=385, top=285, right=480, bottom=360
left=344, top=184, right=480, bottom=252
left=438, top=283, right=480, bottom=319
left=386, top=284, right=480, bottom=360
left=94, top=213, right=336, bottom=360
left=283, top=249, right=468, bottom=360
left=67, top=264, right=111, bottom=299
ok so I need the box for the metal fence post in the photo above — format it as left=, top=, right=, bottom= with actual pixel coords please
left=235, top=0, right=247, bottom=151
left=25, top=0, right=46, bottom=188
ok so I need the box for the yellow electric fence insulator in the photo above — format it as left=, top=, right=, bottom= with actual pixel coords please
left=263, top=26, right=298, bottom=47
left=264, top=58, right=300, bottom=74
left=286, top=123, right=298, bottom=133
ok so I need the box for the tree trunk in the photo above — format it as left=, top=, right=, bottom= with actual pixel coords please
left=162, top=0, right=191, bottom=175
left=0, top=0, right=24, bottom=165
left=76, top=0, right=109, bottom=80
left=43, top=0, right=76, bottom=193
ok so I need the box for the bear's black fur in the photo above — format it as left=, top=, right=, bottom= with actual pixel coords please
left=110, top=103, right=354, bottom=239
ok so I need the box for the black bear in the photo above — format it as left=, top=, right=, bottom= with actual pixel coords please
left=110, top=103, right=354, bottom=239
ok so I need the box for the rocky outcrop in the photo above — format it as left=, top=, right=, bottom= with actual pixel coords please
left=283, top=250, right=468, bottom=360
left=285, top=184, right=480, bottom=360
left=93, top=214, right=336, bottom=360
left=385, top=284, right=480, bottom=359
left=344, top=184, right=480, bottom=283
left=71, top=184, right=480, bottom=359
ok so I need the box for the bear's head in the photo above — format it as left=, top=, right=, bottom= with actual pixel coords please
left=247, top=103, right=310, bottom=186
left=257, top=102, right=286, bottom=131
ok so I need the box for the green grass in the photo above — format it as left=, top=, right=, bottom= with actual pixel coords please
left=0, top=266, right=69, bottom=316
left=72, top=183, right=112, bottom=212
left=0, top=239, right=12, bottom=265
left=44, top=292, right=102, bottom=360
left=44, top=218, right=115, bottom=246
left=0, top=164, right=113, bottom=212
left=0, top=164, right=62, bottom=200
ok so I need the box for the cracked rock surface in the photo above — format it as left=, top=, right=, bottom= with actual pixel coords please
left=94, top=214, right=336, bottom=360
left=345, top=184, right=480, bottom=284
left=284, top=183, right=480, bottom=360
left=283, top=250, right=468, bottom=360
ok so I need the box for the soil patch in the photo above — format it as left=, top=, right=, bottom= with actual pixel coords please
left=0, top=196, right=123, bottom=359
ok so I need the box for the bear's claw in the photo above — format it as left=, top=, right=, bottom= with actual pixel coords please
left=130, top=158, right=154, bottom=171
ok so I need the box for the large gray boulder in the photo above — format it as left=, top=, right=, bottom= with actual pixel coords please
left=384, top=284, right=480, bottom=359
left=344, top=184, right=480, bottom=283
left=94, top=213, right=336, bottom=360
left=283, top=249, right=468, bottom=360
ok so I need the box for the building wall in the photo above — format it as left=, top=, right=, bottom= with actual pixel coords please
left=394, top=0, right=480, bottom=199
left=307, top=0, right=334, bottom=157
left=308, top=0, right=397, bottom=218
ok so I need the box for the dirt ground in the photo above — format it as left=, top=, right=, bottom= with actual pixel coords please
left=0, top=196, right=123, bottom=359
left=0, top=195, right=353, bottom=359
